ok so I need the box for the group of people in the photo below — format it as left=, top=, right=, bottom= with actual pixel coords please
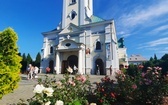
left=27, top=64, right=39, bottom=80
left=96, top=65, right=113, bottom=75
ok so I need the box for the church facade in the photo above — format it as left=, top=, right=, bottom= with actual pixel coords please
left=40, top=0, right=128, bottom=75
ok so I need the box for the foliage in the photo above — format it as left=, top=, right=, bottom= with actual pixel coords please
left=20, top=53, right=27, bottom=73
left=0, top=28, right=22, bottom=99
left=126, top=64, right=138, bottom=77
left=34, top=52, right=41, bottom=68
left=26, top=53, right=33, bottom=65
left=94, top=76, right=117, bottom=105
left=24, top=74, right=91, bottom=105
left=115, top=67, right=168, bottom=105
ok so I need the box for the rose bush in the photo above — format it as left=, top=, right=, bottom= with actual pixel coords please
left=17, top=66, right=168, bottom=105
left=94, top=76, right=117, bottom=105
left=21, top=74, right=92, bottom=105
left=115, top=66, right=168, bottom=105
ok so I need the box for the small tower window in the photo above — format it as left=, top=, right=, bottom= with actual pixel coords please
left=70, top=0, right=76, bottom=5
left=71, top=12, right=76, bottom=19
left=50, top=46, right=53, bottom=54
left=96, top=41, right=101, bottom=50
left=68, top=11, right=77, bottom=20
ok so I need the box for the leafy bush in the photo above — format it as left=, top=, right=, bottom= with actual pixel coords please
left=0, top=28, right=22, bottom=99
left=115, top=66, right=168, bottom=105
left=94, top=76, right=117, bottom=105
left=25, top=74, right=91, bottom=105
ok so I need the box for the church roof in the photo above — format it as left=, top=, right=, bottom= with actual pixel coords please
left=90, top=15, right=104, bottom=23
left=128, top=55, right=148, bottom=62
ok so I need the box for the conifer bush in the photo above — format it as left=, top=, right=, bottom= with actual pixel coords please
left=0, top=28, right=22, bottom=99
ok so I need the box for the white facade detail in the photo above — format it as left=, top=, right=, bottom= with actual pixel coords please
left=41, top=0, right=128, bottom=75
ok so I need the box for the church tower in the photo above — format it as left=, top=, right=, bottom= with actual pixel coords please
left=62, top=0, right=93, bottom=28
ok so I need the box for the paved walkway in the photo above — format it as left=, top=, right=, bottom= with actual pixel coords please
left=0, top=74, right=116, bottom=105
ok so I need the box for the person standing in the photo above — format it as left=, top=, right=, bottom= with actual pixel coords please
left=96, top=65, right=100, bottom=75
left=73, top=65, right=77, bottom=74
left=46, top=67, right=50, bottom=74
left=110, top=65, right=112, bottom=76
left=27, top=64, right=33, bottom=79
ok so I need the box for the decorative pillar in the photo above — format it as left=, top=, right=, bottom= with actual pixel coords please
left=56, top=51, right=60, bottom=74
left=78, top=49, right=83, bottom=74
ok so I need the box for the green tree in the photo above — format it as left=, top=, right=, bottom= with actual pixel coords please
left=160, top=54, right=168, bottom=75
left=0, top=28, right=22, bottom=99
left=26, top=53, right=32, bottom=65
left=20, top=53, right=27, bottom=73
left=154, top=54, right=157, bottom=61
left=35, top=52, right=41, bottom=68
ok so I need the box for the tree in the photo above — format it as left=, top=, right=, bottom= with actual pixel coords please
left=26, top=53, right=32, bottom=65
left=160, top=54, right=168, bottom=75
left=154, top=54, right=157, bottom=61
left=20, top=53, right=27, bottom=73
left=0, top=28, right=22, bottom=99
left=35, top=52, right=41, bottom=68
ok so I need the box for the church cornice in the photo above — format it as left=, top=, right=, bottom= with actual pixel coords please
left=42, top=29, right=62, bottom=36
left=80, top=19, right=114, bottom=28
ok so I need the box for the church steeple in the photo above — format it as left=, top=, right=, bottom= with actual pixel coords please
left=62, top=0, right=93, bottom=29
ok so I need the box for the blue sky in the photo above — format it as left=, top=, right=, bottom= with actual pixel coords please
left=0, top=0, right=168, bottom=60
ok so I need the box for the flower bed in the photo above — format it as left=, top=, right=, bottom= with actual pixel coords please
left=18, top=66, right=168, bottom=105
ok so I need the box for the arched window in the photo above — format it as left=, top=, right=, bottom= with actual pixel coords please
left=50, top=46, right=53, bottom=54
left=96, top=41, right=101, bottom=50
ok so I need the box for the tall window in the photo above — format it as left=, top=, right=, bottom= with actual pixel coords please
left=50, top=46, right=53, bottom=54
left=96, top=41, right=101, bottom=50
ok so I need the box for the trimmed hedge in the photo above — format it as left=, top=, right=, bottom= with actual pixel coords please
left=0, top=28, right=22, bottom=99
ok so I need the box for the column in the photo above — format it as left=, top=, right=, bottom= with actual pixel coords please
left=56, top=51, right=60, bottom=74
left=78, top=49, right=83, bottom=74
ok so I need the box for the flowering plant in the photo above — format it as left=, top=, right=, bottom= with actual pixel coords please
left=94, top=76, right=117, bottom=105
left=25, top=74, right=91, bottom=105
left=115, top=66, right=168, bottom=105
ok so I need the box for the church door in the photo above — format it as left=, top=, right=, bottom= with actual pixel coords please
left=95, top=59, right=104, bottom=75
left=61, top=60, right=68, bottom=74
left=67, top=55, right=78, bottom=73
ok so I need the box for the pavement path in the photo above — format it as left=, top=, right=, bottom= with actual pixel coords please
left=0, top=74, right=116, bottom=105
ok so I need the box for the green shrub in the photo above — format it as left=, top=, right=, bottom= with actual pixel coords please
left=115, top=67, right=168, bottom=105
left=94, top=76, right=117, bottom=105
left=0, top=28, right=22, bottom=99
left=26, top=74, right=91, bottom=105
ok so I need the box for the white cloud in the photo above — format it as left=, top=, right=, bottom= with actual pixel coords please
left=119, top=1, right=168, bottom=27
left=152, top=24, right=168, bottom=33
left=138, top=37, right=168, bottom=49
left=147, top=37, right=168, bottom=47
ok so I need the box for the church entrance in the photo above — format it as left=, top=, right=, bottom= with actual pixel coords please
left=61, top=55, right=78, bottom=74
left=49, top=60, right=54, bottom=73
left=95, top=59, right=104, bottom=75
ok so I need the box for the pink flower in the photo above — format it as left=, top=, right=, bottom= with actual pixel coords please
left=132, top=84, right=137, bottom=89
left=68, top=80, right=76, bottom=86
left=76, top=75, right=86, bottom=83
left=81, top=75, right=86, bottom=83
left=147, top=67, right=152, bottom=70
left=155, top=71, right=159, bottom=75
left=145, top=79, right=152, bottom=85
left=141, top=72, right=146, bottom=77
left=158, top=67, right=162, bottom=71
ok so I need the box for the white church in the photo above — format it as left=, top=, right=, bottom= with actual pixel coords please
left=40, top=0, right=128, bottom=75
